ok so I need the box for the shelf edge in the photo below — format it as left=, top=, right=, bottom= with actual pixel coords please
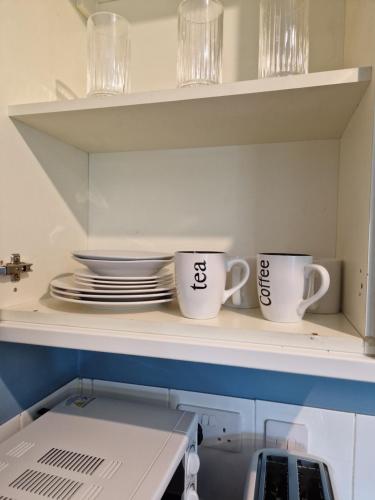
left=0, top=320, right=372, bottom=383
left=8, top=67, right=372, bottom=118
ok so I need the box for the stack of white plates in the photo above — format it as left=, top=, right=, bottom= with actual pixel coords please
left=50, top=250, right=175, bottom=307
left=50, top=273, right=175, bottom=307
left=72, top=250, right=174, bottom=277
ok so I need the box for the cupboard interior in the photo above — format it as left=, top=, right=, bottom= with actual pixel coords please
left=0, top=0, right=374, bottom=357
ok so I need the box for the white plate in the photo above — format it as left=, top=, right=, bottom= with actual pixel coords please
left=73, top=250, right=173, bottom=261
left=74, top=269, right=173, bottom=282
left=74, top=278, right=174, bottom=290
left=74, top=273, right=174, bottom=285
left=51, top=287, right=174, bottom=300
left=50, top=290, right=173, bottom=307
left=51, top=277, right=174, bottom=296
left=73, top=257, right=172, bottom=277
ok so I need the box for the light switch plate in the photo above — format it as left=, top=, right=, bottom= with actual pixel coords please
left=265, top=419, right=308, bottom=452
left=255, top=400, right=355, bottom=500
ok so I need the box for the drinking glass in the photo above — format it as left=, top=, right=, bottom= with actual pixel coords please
left=258, top=0, right=309, bottom=78
left=87, top=12, right=130, bottom=97
left=177, top=0, right=224, bottom=87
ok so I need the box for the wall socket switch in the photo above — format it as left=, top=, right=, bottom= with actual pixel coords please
left=178, top=403, right=243, bottom=452
left=265, top=419, right=308, bottom=452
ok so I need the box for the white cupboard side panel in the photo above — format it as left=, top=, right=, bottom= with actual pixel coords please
left=89, top=141, right=339, bottom=258
left=0, top=0, right=86, bottom=104
left=336, top=0, right=375, bottom=335
left=353, top=414, right=375, bottom=500
left=0, top=1, right=88, bottom=308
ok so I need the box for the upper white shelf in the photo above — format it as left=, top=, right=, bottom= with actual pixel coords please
left=1, top=298, right=374, bottom=383
left=8, top=67, right=371, bottom=153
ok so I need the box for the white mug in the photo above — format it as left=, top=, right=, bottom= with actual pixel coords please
left=227, top=256, right=259, bottom=309
left=257, top=253, right=330, bottom=323
left=175, top=251, right=250, bottom=319
left=308, top=258, right=342, bottom=314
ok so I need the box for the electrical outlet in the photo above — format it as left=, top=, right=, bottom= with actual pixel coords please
left=170, top=390, right=255, bottom=500
left=178, top=403, right=242, bottom=452
left=170, top=390, right=255, bottom=453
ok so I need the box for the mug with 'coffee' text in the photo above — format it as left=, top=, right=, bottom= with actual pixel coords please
left=257, top=253, right=330, bottom=323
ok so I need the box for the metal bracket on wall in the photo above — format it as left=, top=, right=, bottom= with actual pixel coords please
left=0, top=254, right=33, bottom=282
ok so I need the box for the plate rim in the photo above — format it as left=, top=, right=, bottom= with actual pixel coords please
left=73, top=280, right=174, bottom=291
left=51, top=286, right=175, bottom=298
left=74, top=269, right=174, bottom=281
left=50, top=290, right=174, bottom=306
left=73, top=256, right=174, bottom=264
left=72, top=250, right=174, bottom=261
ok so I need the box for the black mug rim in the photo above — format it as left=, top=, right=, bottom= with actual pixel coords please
left=176, top=251, right=225, bottom=254
left=258, top=253, right=311, bottom=257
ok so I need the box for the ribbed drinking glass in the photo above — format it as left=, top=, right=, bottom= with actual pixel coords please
left=177, top=0, right=224, bottom=87
left=87, top=12, right=130, bottom=96
left=258, top=0, right=309, bottom=78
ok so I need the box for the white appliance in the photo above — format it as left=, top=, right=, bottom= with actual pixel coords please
left=0, top=396, right=200, bottom=500
left=243, top=448, right=336, bottom=500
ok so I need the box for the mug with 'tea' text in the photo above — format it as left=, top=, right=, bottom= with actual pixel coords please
left=175, top=251, right=250, bottom=319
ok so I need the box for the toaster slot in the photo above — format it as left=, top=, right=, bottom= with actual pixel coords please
left=297, top=460, right=325, bottom=500
left=264, top=455, right=289, bottom=500
left=251, top=450, right=335, bottom=500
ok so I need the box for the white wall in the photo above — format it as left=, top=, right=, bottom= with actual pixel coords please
left=89, top=140, right=339, bottom=258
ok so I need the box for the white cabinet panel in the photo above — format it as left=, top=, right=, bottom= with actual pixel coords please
left=354, top=414, right=375, bottom=500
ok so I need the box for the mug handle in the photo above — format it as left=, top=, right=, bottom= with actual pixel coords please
left=297, top=264, right=330, bottom=316
left=231, top=265, right=243, bottom=306
left=223, top=258, right=250, bottom=304
left=306, top=271, right=319, bottom=312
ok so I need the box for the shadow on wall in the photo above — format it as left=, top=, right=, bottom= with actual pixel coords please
left=0, top=343, right=78, bottom=424
left=9, top=120, right=88, bottom=233
left=56, top=80, right=79, bottom=101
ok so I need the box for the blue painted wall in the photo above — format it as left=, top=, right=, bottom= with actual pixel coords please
left=80, top=351, right=375, bottom=416
left=2, top=344, right=375, bottom=426
left=0, top=343, right=77, bottom=424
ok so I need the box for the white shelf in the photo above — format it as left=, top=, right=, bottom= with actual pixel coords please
left=8, top=67, right=371, bottom=153
left=1, top=298, right=373, bottom=382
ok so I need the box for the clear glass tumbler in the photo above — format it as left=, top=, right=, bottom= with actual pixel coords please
left=177, top=0, right=224, bottom=88
left=87, top=12, right=130, bottom=97
left=258, top=0, right=309, bottom=78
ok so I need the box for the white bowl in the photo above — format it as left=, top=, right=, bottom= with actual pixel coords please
left=73, top=256, right=173, bottom=277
